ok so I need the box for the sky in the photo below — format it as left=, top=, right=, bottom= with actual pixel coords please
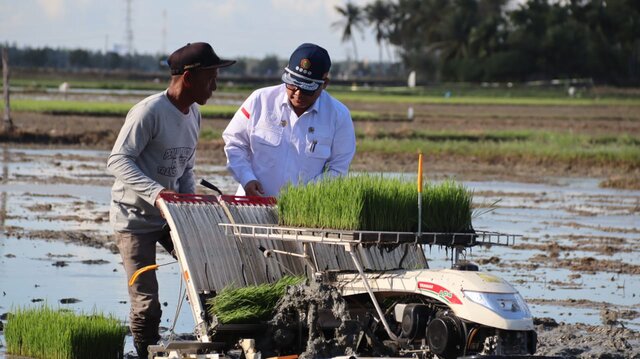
left=0, top=0, right=384, bottom=62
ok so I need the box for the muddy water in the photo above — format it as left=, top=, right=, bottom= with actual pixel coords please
left=0, top=146, right=638, bottom=355
left=439, top=179, right=639, bottom=329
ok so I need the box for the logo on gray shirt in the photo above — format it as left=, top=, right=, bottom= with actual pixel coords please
left=158, top=147, right=194, bottom=177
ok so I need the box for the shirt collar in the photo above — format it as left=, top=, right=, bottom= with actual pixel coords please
left=307, top=92, right=322, bottom=114
left=279, top=85, right=289, bottom=109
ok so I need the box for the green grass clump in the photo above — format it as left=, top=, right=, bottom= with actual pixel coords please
left=4, top=305, right=127, bottom=359
left=12, top=99, right=134, bottom=117
left=278, top=175, right=473, bottom=233
left=331, top=90, right=640, bottom=106
left=11, top=99, right=241, bottom=119
left=10, top=99, right=393, bottom=122
left=356, top=131, right=640, bottom=168
left=207, top=276, right=305, bottom=324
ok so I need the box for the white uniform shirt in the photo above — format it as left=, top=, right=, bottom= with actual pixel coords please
left=223, top=84, right=356, bottom=196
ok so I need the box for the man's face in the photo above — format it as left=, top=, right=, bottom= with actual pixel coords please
left=285, top=82, right=324, bottom=113
left=189, top=68, right=219, bottom=105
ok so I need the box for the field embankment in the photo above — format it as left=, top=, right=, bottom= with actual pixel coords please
left=3, top=86, right=639, bottom=188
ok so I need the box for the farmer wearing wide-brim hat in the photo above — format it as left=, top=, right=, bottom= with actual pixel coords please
left=223, top=43, right=356, bottom=197
left=107, top=42, right=234, bottom=358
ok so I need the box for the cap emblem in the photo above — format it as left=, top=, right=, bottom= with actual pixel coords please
left=300, top=58, right=311, bottom=70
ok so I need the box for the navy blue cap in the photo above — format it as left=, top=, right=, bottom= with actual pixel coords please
left=281, top=43, right=331, bottom=91
left=168, top=42, right=235, bottom=75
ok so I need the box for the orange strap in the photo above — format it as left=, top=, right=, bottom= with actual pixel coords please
left=128, top=264, right=160, bottom=287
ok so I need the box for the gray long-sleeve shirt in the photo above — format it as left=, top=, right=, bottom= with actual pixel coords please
left=107, top=91, right=200, bottom=233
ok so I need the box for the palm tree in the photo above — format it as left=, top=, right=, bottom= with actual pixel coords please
left=385, top=0, right=448, bottom=81
left=429, top=0, right=477, bottom=61
left=365, top=0, right=393, bottom=70
left=332, top=2, right=365, bottom=62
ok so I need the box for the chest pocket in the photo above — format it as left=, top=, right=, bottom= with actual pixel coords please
left=252, top=126, right=283, bottom=147
left=250, top=120, right=284, bottom=169
left=305, top=135, right=332, bottom=159
left=252, top=111, right=283, bottom=147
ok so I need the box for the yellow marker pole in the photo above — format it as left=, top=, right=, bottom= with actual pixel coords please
left=417, top=152, right=423, bottom=236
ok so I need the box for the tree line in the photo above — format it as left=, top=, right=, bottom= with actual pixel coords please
left=0, top=44, right=391, bottom=81
left=0, top=45, right=256, bottom=77
left=2, top=0, right=638, bottom=85
left=334, top=0, right=640, bottom=85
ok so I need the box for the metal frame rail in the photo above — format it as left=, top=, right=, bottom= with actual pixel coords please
left=157, top=195, right=218, bottom=343
left=219, top=223, right=518, bottom=248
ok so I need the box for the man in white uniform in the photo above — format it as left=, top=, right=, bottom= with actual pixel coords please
left=223, top=43, right=356, bottom=196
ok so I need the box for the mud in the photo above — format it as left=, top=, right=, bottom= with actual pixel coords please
left=3, top=227, right=117, bottom=252
left=59, top=298, right=81, bottom=304
left=271, top=283, right=361, bottom=359
left=271, top=284, right=640, bottom=358
left=526, top=254, right=640, bottom=275
left=535, top=318, right=640, bottom=358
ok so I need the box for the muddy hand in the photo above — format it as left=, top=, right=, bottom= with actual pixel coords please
left=244, top=180, right=265, bottom=196
left=155, top=189, right=177, bottom=212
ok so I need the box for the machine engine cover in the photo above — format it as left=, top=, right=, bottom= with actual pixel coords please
left=400, top=303, right=430, bottom=340
left=427, top=315, right=463, bottom=359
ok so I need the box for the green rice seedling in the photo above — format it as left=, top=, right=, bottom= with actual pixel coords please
left=207, top=276, right=305, bottom=324
left=4, top=305, right=127, bottom=359
left=278, top=175, right=474, bottom=233
left=422, top=180, right=473, bottom=233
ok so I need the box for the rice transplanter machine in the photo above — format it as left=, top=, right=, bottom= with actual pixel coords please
left=140, top=190, right=550, bottom=359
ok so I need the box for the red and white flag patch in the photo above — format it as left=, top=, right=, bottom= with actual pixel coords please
left=241, top=107, right=250, bottom=119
